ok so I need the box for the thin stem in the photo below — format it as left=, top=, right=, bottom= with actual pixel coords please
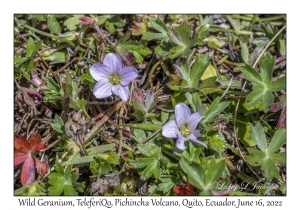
left=252, top=25, right=286, bottom=68
left=83, top=101, right=123, bottom=142
left=118, top=104, right=124, bottom=155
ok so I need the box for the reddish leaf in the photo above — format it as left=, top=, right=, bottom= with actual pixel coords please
left=29, top=133, right=42, bottom=153
left=79, top=17, right=94, bottom=25
left=35, top=143, right=47, bottom=152
left=14, top=151, right=29, bottom=166
left=278, top=106, right=286, bottom=127
left=270, top=103, right=284, bottom=112
left=21, top=157, right=35, bottom=185
left=14, top=135, right=30, bottom=153
left=34, top=158, right=48, bottom=176
left=132, top=88, right=146, bottom=108
left=173, top=183, right=199, bottom=196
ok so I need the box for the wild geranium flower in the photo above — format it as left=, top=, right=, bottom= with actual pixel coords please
left=162, top=103, right=207, bottom=150
left=90, top=53, right=138, bottom=101
left=14, top=134, right=48, bottom=185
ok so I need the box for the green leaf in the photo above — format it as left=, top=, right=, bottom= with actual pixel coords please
left=106, top=21, right=115, bottom=33
left=63, top=15, right=83, bottom=31
left=203, top=97, right=230, bottom=122
left=190, top=53, right=210, bottom=85
left=46, top=77, right=60, bottom=92
left=246, top=148, right=265, bottom=166
left=132, top=129, right=146, bottom=143
left=250, top=122, right=267, bottom=151
left=269, top=152, right=286, bottom=164
left=260, top=91, right=274, bottom=112
left=279, top=39, right=286, bottom=56
left=63, top=144, right=116, bottom=166
left=118, top=32, right=131, bottom=43
left=205, top=158, right=226, bottom=184
left=154, top=41, right=171, bottom=56
left=80, top=70, right=94, bottom=84
left=142, top=32, right=167, bottom=41
left=267, top=126, right=286, bottom=153
left=239, top=64, right=264, bottom=86
left=63, top=182, right=78, bottom=196
left=26, top=37, right=35, bottom=57
left=180, top=157, right=207, bottom=194
left=109, top=15, right=125, bottom=28
left=240, top=41, right=249, bottom=64
left=50, top=114, right=64, bottom=134
left=14, top=54, right=27, bottom=65
left=160, top=111, right=169, bottom=124
left=90, top=156, right=112, bottom=176
left=157, top=177, right=176, bottom=194
left=174, top=62, right=190, bottom=82
left=118, top=41, right=144, bottom=51
left=149, top=18, right=168, bottom=34
left=87, top=143, right=116, bottom=155
left=169, top=46, right=185, bottom=59
left=121, top=123, right=161, bottom=131
left=267, top=76, right=286, bottom=92
left=47, top=15, right=61, bottom=34
left=54, top=160, right=64, bottom=175
left=200, top=64, right=217, bottom=80
left=131, top=157, right=156, bottom=168
left=245, top=88, right=263, bottom=108
left=96, top=153, right=119, bottom=165
left=235, top=114, right=256, bottom=147
left=30, top=14, right=46, bottom=21
left=138, top=144, right=160, bottom=158
left=261, top=158, right=279, bottom=181
left=141, top=162, right=158, bottom=180
left=43, top=50, right=68, bottom=64
left=132, top=51, right=143, bottom=63
left=259, top=53, right=275, bottom=84
left=14, top=182, right=47, bottom=196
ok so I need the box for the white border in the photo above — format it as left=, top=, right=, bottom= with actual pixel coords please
left=2, top=0, right=297, bottom=209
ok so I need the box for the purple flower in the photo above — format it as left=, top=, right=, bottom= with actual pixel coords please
left=90, top=53, right=138, bottom=101
left=162, top=103, right=207, bottom=150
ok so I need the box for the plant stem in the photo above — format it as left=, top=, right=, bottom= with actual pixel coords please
left=83, top=101, right=123, bottom=142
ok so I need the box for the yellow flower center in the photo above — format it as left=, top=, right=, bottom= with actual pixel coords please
left=179, top=124, right=191, bottom=137
left=109, top=73, right=122, bottom=85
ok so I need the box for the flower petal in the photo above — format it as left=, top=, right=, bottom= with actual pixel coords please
left=93, top=81, right=113, bottom=99
left=103, top=53, right=123, bottom=72
left=193, top=129, right=202, bottom=138
left=176, top=135, right=187, bottom=150
left=120, top=66, right=138, bottom=85
left=188, top=113, right=202, bottom=130
left=21, top=157, right=35, bottom=185
left=162, top=120, right=179, bottom=138
left=112, top=85, right=130, bottom=101
left=175, top=103, right=191, bottom=126
left=188, top=134, right=207, bottom=148
left=90, top=64, right=112, bottom=81
left=14, top=151, right=29, bottom=166
left=14, top=135, right=30, bottom=153
left=34, top=158, right=48, bottom=176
